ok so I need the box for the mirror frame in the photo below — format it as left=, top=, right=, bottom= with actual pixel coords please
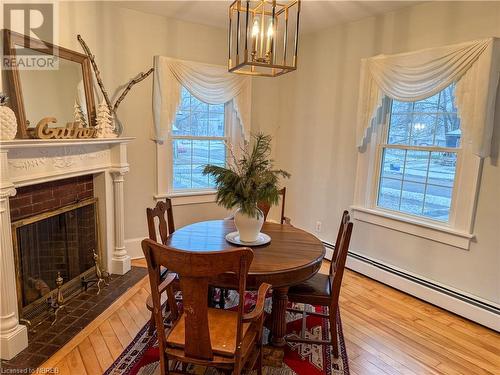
left=3, top=29, right=96, bottom=139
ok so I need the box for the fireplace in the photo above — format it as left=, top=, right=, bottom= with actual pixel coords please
left=0, top=138, right=132, bottom=360
left=11, top=198, right=99, bottom=321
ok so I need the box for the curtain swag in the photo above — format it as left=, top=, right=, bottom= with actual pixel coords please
left=152, top=56, right=252, bottom=143
left=356, top=38, right=500, bottom=158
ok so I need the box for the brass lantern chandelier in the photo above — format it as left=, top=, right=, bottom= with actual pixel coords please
left=228, top=0, right=301, bottom=77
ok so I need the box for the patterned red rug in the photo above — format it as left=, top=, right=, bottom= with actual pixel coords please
left=105, top=293, right=349, bottom=375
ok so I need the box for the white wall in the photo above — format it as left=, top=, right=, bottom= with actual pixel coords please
left=266, top=1, right=500, bottom=306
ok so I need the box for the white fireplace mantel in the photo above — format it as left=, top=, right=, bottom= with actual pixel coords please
left=0, top=137, right=134, bottom=360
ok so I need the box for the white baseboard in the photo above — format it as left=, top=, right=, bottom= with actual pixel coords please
left=124, top=237, right=145, bottom=259
left=324, top=247, right=333, bottom=261
left=346, top=252, right=500, bottom=332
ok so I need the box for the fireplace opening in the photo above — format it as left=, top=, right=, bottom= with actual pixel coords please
left=12, top=198, right=100, bottom=321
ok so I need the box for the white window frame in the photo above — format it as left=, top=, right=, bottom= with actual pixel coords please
left=352, top=97, right=481, bottom=250
left=155, top=101, right=236, bottom=206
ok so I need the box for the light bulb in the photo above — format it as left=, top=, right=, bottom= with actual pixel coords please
left=252, top=19, right=259, bottom=37
left=267, top=21, right=274, bottom=37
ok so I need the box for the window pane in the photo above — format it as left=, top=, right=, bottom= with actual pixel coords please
left=387, top=114, right=411, bottom=144
left=209, top=140, right=226, bottom=166
left=403, top=150, right=430, bottom=184
left=410, top=114, right=436, bottom=146
left=208, top=111, right=225, bottom=137
left=391, top=100, right=413, bottom=114
left=378, top=177, right=402, bottom=211
left=191, top=112, right=208, bottom=136
left=400, top=181, right=425, bottom=216
left=173, top=111, right=190, bottom=136
left=427, top=152, right=456, bottom=188
left=192, top=140, right=209, bottom=164
left=173, top=139, right=192, bottom=189
left=436, top=114, right=460, bottom=148
left=381, top=148, right=405, bottom=180
left=423, top=186, right=453, bottom=222
left=191, top=164, right=209, bottom=189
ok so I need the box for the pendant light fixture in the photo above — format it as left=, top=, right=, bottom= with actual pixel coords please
left=228, top=0, right=301, bottom=77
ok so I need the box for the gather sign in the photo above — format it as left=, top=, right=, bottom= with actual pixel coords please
left=34, top=117, right=97, bottom=139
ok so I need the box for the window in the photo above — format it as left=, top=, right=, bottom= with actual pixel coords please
left=377, top=85, right=461, bottom=222
left=171, top=87, right=227, bottom=191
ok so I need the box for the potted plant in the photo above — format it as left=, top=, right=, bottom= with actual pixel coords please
left=203, top=133, right=290, bottom=243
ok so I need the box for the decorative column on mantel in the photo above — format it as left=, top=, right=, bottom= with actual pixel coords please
left=0, top=150, right=28, bottom=359
left=110, top=169, right=131, bottom=274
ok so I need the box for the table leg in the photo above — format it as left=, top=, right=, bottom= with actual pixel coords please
left=270, top=286, right=289, bottom=347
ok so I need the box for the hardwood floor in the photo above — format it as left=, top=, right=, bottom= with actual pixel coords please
left=37, top=259, right=500, bottom=375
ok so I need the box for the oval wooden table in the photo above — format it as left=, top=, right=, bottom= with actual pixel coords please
left=166, top=219, right=325, bottom=346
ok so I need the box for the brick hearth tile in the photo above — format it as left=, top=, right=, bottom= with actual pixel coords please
left=0, top=267, right=148, bottom=371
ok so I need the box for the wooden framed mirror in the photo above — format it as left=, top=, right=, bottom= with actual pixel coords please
left=3, top=29, right=96, bottom=138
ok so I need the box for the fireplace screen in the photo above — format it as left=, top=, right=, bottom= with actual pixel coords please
left=12, top=199, right=99, bottom=311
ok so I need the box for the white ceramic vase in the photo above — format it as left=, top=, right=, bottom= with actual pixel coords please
left=234, top=206, right=264, bottom=243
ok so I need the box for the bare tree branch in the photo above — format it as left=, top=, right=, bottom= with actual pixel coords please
left=113, top=68, right=154, bottom=112
left=77, top=35, right=113, bottom=112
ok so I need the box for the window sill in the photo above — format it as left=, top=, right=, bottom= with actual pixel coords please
left=154, top=191, right=217, bottom=206
left=350, top=206, right=474, bottom=250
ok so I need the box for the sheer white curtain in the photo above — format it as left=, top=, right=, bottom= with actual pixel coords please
left=152, top=56, right=252, bottom=143
left=356, top=38, right=500, bottom=158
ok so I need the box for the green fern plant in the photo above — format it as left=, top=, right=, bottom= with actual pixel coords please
left=203, top=133, right=290, bottom=218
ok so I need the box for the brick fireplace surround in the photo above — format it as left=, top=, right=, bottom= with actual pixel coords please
left=10, top=175, right=94, bottom=222
left=0, top=138, right=133, bottom=360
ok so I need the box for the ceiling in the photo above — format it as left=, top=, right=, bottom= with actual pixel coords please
left=115, top=1, right=421, bottom=34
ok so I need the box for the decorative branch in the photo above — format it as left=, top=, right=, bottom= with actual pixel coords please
left=77, top=35, right=113, bottom=112
left=77, top=35, right=153, bottom=117
left=113, top=68, right=154, bottom=113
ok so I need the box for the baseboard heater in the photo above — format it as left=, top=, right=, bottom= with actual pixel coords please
left=323, top=241, right=500, bottom=316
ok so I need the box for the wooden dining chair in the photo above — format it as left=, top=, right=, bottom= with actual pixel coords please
left=145, top=199, right=179, bottom=328
left=257, top=187, right=290, bottom=224
left=141, top=239, right=271, bottom=375
left=285, top=210, right=353, bottom=358
left=147, top=199, right=175, bottom=244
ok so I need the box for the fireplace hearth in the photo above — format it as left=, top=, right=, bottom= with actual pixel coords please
left=0, top=267, right=148, bottom=371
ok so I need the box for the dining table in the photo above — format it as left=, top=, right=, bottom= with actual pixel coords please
left=165, top=219, right=325, bottom=347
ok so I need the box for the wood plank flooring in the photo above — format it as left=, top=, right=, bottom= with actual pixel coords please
left=37, top=259, right=500, bottom=375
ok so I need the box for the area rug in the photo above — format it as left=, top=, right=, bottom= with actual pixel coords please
left=105, top=293, right=349, bottom=375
